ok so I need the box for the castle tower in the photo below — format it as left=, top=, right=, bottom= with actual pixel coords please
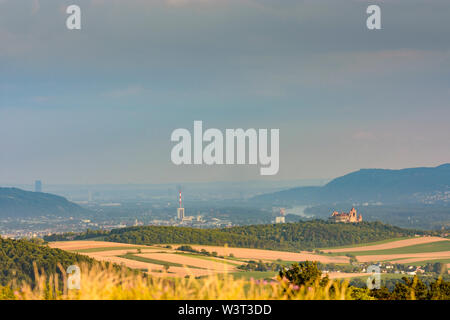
left=330, top=207, right=362, bottom=223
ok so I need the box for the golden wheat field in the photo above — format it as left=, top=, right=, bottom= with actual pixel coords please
left=12, top=263, right=352, bottom=300
left=324, top=236, right=448, bottom=253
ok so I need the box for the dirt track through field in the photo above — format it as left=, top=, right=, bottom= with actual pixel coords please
left=138, top=253, right=237, bottom=271
left=48, top=241, right=148, bottom=251
left=325, top=237, right=448, bottom=253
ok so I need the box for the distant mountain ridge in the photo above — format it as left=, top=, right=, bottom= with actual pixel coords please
left=0, top=187, right=88, bottom=218
left=254, top=164, right=450, bottom=205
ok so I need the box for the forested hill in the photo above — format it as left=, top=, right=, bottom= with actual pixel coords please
left=0, top=237, right=94, bottom=286
left=219, top=220, right=422, bottom=249
left=51, top=220, right=424, bottom=251
left=253, top=164, right=450, bottom=205
left=0, top=187, right=88, bottom=218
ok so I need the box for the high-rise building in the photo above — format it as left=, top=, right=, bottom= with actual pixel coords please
left=275, top=208, right=286, bottom=223
left=34, top=180, right=42, bottom=193
left=177, top=207, right=185, bottom=221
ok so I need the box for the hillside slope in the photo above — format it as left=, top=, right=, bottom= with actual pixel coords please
left=0, top=237, right=94, bottom=285
left=254, top=164, right=450, bottom=205
left=0, top=187, right=88, bottom=218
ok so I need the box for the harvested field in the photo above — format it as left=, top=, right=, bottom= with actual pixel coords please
left=184, top=245, right=349, bottom=264
left=50, top=241, right=241, bottom=277
left=138, top=253, right=236, bottom=271
left=387, top=257, right=450, bottom=264
left=88, top=254, right=221, bottom=277
left=52, top=240, right=449, bottom=279
left=79, top=248, right=160, bottom=257
left=356, top=251, right=450, bottom=263
left=325, top=237, right=448, bottom=253
left=48, top=241, right=148, bottom=251
left=177, top=253, right=245, bottom=266
left=86, top=255, right=161, bottom=270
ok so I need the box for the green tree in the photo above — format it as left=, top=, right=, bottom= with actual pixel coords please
left=369, top=286, right=391, bottom=300
left=350, top=287, right=374, bottom=300
left=279, top=261, right=329, bottom=287
left=428, top=277, right=450, bottom=300
left=391, top=276, right=427, bottom=300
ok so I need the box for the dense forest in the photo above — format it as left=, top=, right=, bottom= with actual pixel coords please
left=106, top=226, right=279, bottom=249
left=46, top=220, right=424, bottom=251
left=0, top=237, right=94, bottom=286
left=220, top=220, right=423, bottom=249
left=107, top=220, right=424, bottom=250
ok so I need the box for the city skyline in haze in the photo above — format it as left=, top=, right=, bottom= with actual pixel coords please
left=1, top=0, right=450, bottom=184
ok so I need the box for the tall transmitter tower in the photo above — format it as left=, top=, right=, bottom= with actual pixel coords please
left=177, top=190, right=185, bottom=221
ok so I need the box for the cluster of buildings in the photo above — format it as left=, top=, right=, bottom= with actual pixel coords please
left=0, top=216, right=100, bottom=239
left=174, top=191, right=231, bottom=227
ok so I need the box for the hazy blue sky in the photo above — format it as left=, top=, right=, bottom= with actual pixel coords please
left=1, top=0, right=449, bottom=184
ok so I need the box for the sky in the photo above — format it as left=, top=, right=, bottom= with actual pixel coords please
left=1, top=0, right=450, bottom=184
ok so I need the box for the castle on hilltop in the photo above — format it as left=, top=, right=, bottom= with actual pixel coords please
left=330, top=207, right=362, bottom=223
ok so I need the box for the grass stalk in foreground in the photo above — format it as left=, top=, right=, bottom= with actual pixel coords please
left=8, top=263, right=352, bottom=300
